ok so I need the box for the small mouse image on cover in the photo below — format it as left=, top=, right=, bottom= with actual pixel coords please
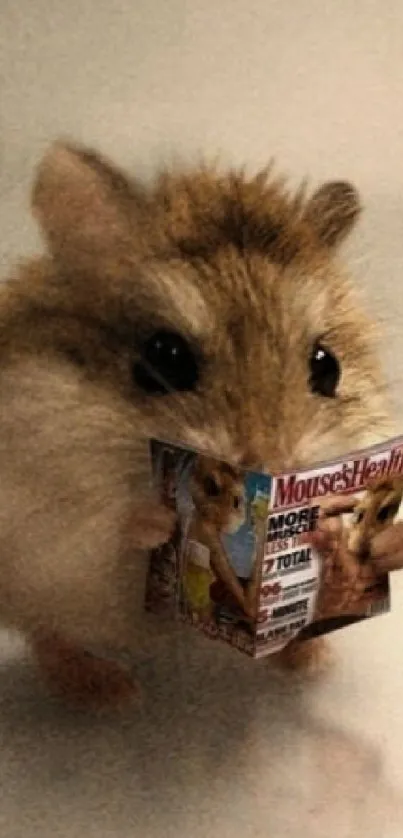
left=179, top=456, right=250, bottom=622
left=347, top=476, right=403, bottom=562
left=300, top=479, right=403, bottom=637
left=178, top=456, right=269, bottom=629
left=208, top=473, right=270, bottom=627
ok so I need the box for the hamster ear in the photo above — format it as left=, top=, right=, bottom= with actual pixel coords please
left=304, top=181, right=361, bottom=248
left=32, top=141, right=136, bottom=269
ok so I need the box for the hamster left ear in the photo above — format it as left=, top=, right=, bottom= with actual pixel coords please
left=304, top=181, right=361, bottom=248
left=31, top=140, right=139, bottom=272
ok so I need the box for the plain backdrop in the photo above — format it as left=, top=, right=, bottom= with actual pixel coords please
left=1, top=2, right=403, bottom=837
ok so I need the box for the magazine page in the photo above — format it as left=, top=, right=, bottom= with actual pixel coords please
left=146, top=436, right=403, bottom=659
left=257, top=438, right=403, bottom=655
left=145, top=440, right=271, bottom=655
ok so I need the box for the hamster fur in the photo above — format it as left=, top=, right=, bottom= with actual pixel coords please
left=0, top=142, right=393, bottom=673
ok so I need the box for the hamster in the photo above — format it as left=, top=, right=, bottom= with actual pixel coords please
left=185, top=457, right=251, bottom=617
left=0, top=141, right=393, bottom=700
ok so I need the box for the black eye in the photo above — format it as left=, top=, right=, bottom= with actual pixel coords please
left=203, top=477, right=220, bottom=497
left=133, top=330, right=199, bottom=395
left=309, top=342, right=340, bottom=398
left=233, top=496, right=240, bottom=510
left=61, top=346, right=86, bottom=368
left=377, top=503, right=400, bottom=523
left=355, top=510, right=365, bottom=524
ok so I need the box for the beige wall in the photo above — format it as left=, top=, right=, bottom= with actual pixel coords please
left=1, top=0, right=403, bottom=405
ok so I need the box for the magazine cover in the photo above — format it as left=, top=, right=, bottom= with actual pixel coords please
left=145, top=437, right=403, bottom=658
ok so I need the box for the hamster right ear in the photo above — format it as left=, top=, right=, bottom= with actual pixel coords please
left=32, top=141, right=138, bottom=269
left=304, top=181, right=361, bottom=248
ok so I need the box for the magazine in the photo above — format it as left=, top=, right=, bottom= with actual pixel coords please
left=145, top=436, right=403, bottom=658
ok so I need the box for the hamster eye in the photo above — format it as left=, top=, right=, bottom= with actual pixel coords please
left=233, top=496, right=240, bottom=510
left=309, top=342, right=340, bottom=398
left=59, top=346, right=86, bottom=368
left=203, top=476, right=221, bottom=497
left=377, top=502, right=400, bottom=523
left=133, top=330, right=199, bottom=394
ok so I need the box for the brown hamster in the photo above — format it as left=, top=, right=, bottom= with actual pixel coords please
left=347, top=476, right=403, bottom=559
left=0, top=141, right=393, bottom=692
left=185, top=456, right=250, bottom=616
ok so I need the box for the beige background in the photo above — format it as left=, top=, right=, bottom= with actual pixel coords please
left=1, top=1, right=403, bottom=836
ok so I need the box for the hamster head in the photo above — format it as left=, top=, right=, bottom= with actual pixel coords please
left=0, top=141, right=391, bottom=649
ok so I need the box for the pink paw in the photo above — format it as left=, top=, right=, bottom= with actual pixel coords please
left=271, top=636, right=335, bottom=678
left=31, top=632, right=138, bottom=710
left=128, top=502, right=177, bottom=550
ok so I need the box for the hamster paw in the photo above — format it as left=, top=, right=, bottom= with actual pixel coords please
left=128, top=502, right=177, bottom=550
left=271, top=636, right=335, bottom=678
left=31, top=633, right=138, bottom=710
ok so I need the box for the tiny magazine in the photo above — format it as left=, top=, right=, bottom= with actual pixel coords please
left=145, top=436, right=403, bottom=658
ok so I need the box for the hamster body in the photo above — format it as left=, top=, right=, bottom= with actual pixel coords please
left=0, top=143, right=392, bottom=663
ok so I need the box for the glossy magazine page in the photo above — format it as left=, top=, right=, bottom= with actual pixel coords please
left=145, top=440, right=270, bottom=655
left=145, top=437, right=403, bottom=658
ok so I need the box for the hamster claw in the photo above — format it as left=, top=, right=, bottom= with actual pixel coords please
left=270, top=636, right=335, bottom=678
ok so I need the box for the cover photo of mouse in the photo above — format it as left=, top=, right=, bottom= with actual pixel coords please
left=288, top=479, right=403, bottom=651
left=177, top=455, right=267, bottom=629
